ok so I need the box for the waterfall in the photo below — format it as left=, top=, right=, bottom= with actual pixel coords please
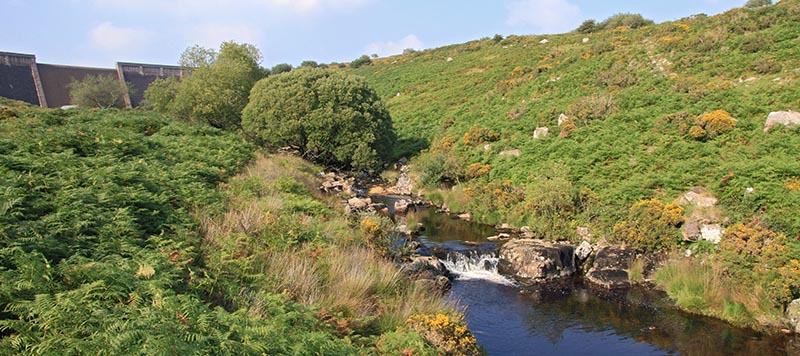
left=441, top=250, right=515, bottom=285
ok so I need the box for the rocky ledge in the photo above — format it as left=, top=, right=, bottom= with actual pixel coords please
left=496, top=238, right=652, bottom=290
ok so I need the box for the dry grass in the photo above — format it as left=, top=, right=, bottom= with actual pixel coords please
left=199, top=153, right=450, bottom=330
left=261, top=246, right=447, bottom=327
left=654, top=252, right=776, bottom=328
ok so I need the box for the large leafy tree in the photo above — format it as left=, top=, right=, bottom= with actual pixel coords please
left=145, top=41, right=266, bottom=130
left=242, top=68, right=396, bottom=171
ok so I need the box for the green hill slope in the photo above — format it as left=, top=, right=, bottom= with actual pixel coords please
left=349, top=1, right=800, bottom=235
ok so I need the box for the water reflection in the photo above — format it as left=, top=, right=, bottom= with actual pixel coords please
left=449, top=280, right=796, bottom=356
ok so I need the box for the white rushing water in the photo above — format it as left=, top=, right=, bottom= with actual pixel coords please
left=441, top=250, right=516, bottom=286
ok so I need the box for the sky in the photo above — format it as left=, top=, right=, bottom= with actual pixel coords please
left=2, top=0, right=749, bottom=69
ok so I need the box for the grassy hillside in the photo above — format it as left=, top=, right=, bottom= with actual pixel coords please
left=348, top=1, right=800, bottom=234
left=348, top=1, right=800, bottom=328
left=0, top=106, right=475, bottom=354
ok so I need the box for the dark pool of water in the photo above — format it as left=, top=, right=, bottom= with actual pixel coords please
left=397, top=207, right=799, bottom=356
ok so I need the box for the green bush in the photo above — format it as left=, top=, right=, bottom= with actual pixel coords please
left=69, top=74, right=132, bottom=109
left=598, top=13, right=654, bottom=30
left=745, top=0, right=772, bottom=9
left=242, top=68, right=396, bottom=171
left=350, top=55, right=372, bottom=68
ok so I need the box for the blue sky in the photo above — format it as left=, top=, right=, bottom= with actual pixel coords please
left=2, top=0, right=747, bottom=68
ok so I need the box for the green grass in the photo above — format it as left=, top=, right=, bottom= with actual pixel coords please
left=0, top=107, right=454, bottom=354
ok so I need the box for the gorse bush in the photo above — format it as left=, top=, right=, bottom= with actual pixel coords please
left=242, top=68, right=397, bottom=171
left=613, top=199, right=684, bottom=251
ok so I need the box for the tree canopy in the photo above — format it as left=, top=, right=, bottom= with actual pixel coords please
left=242, top=68, right=396, bottom=171
left=69, top=74, right=131, bottom=109
left=145, top=41, right=265, bottom=130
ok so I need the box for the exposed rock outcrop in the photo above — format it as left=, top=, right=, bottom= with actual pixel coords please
left=498, top=239, right=576, bottom=283
left=679, top=188, right=725, bottom=244
left=533, top=127, right=549, bottom=139
left=575, top=241, right=593, bottom=263
left=584, top=246, right=636, bottom=289
left=387, top=164, right=414, bottom=195
left=400, top=256, right=452, bottom=292
left=319, top=172, right=354, bottom=195
left=499, top=149, right=522, bottom=157
left=764, top=111, right=800, bottom=132
left=787, top=298, right=800, bottom=333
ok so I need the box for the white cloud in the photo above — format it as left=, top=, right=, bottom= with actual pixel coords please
left=507, top=0, right=582, bottom=34
left=365, top=35, right=423, bottom=57
left=89, top=22, right=153, bottom=55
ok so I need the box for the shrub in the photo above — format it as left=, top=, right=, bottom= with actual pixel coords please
left=465, top=162, right=491, bottom=178
left=745, top=0, right=772, bottom=9
left=689, top=125, right=708, bottom=140
left=576, top=19, right=598, bottom=33
left=462, top=125, right=499, bottom=145
left=415, top=152, right=465, bottom=186
left=698, top=110, right=736, bottom=137
left=271, top=63, right=293, bottom=75
left=142, top=76, right=179, bottom=112
left=406, top=313, right=481, bottom=356
left=69, top=74, right=132, bottom=108
left=613, top=199, right=684, bottom=251
left=566, top=93, right=616, bottom=125
left=524, top=173, right=577, bottom=239
left=242, top=68, right=396, bottom=171
left=599, top=13, right=654, bottom=31
left=559, top=119, right=577, bottom=138
left=350, top=55, right=372, bottom=68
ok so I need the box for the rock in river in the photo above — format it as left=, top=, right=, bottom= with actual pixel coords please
left=584, top=245, right=635, bottom=289
left=498, top=239, right=576, bottom=283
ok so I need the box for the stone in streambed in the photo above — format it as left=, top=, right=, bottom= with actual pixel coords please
left=584, top=246, right=635, bottom=289
left=498, top=239, right=576, bottom=283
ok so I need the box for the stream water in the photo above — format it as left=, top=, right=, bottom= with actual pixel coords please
left=399, top=206, right=798, bottom=356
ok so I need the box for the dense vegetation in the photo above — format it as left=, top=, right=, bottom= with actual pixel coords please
left=346, top=1, right=800, bottom=329
left=243, top=68, right=397, bottom=171
left=144, top=41, right=266, bottom=130
left=0, top=104, right=473, bottom=354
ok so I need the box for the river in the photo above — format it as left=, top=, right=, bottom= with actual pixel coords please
left=400, top=206, right=798, bottom=356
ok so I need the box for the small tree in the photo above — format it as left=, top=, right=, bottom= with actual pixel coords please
left=169, top=41, right=265, bottom=130
left=242, top=68, right=396, bottom=171
left=745, top=0, right=772, bottom=8
left=142, top=76, right=179, bottom=112
left=300, top=60, right=319, bottom=68
left=576, top=19, right=598, bottom=34
left=179, top=44, right=217, bottom=68
left=69, top=74, right=131, bottom=109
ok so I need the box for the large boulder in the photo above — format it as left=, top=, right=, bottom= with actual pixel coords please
left=788, top=298, right=800, bottom=333
left=584, top=246, right=635, bottom=289
left=533, top=127, right=549, bottom=139
left=400, top=256, right=450, bottom=279
left=499, top=149, right=522, bottom=157
left=498, top=239, right=576, bottom=283
left=764, top=111, right=800, bottom=132
left=575, top=241, right=593, bottom=263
